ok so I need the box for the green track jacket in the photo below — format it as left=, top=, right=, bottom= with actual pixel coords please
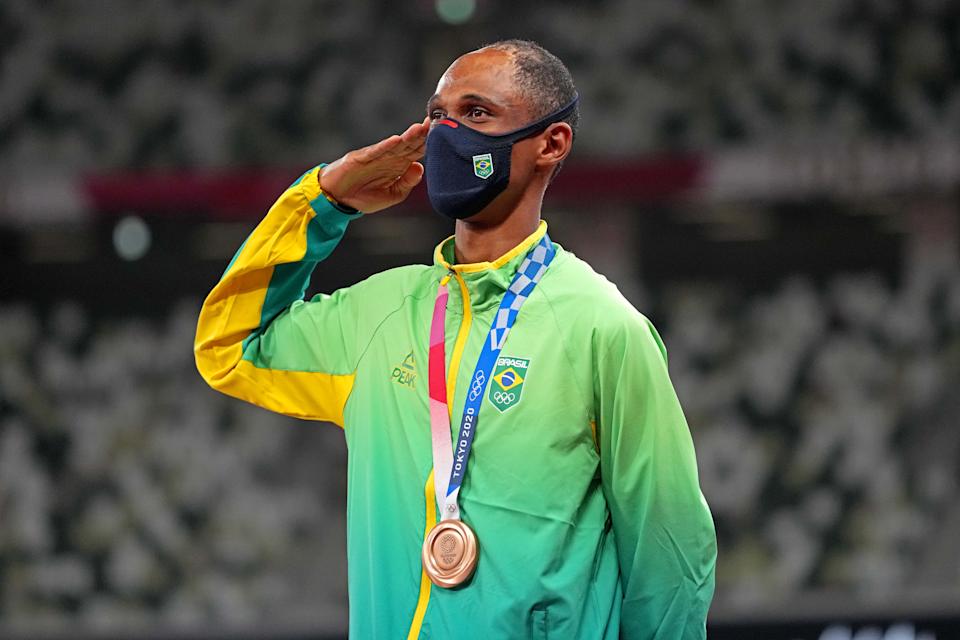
left=195, top=165, right=717, bottom=639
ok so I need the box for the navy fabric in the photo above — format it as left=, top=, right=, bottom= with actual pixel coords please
left=424, top=95, right=579, bottom=220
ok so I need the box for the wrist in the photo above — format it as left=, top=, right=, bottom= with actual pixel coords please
left=317, top=165, right=359, bottom=214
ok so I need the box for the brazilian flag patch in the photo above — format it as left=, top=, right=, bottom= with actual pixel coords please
left=488, top=356, right=529, bottom=413
left=472, top=153, right=493, bottom=179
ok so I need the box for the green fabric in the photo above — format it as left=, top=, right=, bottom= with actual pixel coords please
left=238, top=175, right=363, bottom=363
left=230, top=190, right=717, bottom=639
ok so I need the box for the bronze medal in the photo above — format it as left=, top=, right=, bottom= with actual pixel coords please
left=422, top=519, right=478, bottom=588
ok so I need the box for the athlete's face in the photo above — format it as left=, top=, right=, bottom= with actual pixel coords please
left=425, top=48, right=550, bottom=221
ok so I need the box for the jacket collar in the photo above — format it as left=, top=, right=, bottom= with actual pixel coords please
left=432, top=220, right=549, bottom=310
left=433, top=220, right=548, bottom=274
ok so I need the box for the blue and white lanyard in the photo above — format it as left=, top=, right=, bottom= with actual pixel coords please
left=429, top=233, right=556, bottom=521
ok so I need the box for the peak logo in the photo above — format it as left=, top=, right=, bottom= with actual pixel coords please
left=391, top=351, right=417, bottom=389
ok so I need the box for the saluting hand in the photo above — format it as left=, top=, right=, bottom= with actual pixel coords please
left=319, top=117, right=430, bottom=214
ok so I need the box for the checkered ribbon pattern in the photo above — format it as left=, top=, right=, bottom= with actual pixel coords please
left=489, top=238, right=554, bottom=351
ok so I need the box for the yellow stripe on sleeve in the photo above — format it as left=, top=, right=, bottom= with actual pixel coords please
left=194, top=168, right=355, bottom=426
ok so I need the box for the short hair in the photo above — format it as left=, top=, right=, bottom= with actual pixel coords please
left=480, top=39, right=579, bottom=176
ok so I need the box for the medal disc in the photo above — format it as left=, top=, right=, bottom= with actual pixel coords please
left=421, top=519, right=478, bottom=588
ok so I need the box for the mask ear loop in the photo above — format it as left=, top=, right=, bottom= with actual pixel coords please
left=492, top=93, right=580, bottom=143
left=430, top=94, right=579, bottom=141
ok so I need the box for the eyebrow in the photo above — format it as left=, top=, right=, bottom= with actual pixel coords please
left=426, top=92, right=503, bottom=113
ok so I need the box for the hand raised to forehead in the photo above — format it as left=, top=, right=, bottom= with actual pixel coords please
left=319, top=118, right=430, bottom=214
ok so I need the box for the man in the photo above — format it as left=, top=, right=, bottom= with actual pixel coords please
left=195, top=40, right=716, bottom=639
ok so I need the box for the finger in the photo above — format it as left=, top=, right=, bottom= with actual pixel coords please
left=383, top=138, right=425, bottom=161
left=391, top=137, right=427, bottom=160
left=406, top=138, right=426, bottom=160
left=416, top=117, right=431, bottom=140
left=393, top=161, right=424, bottom=194
left=398, top=131, right=429, bottom=158
left=399, top=121, right=422, bottom=142
left=355, top=134, right=403, bottom=163
left=359, top=120, right=427, bottom=165
left=366, top=135, right=405, bottom=161
left=390, top=136, right=426, bottom=162
left=400, top=119, right=430, bottom=145
left=415, top=118, right=431, bottom=139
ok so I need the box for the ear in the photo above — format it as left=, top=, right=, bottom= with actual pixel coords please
left=535, top=122, right=574, bottom=173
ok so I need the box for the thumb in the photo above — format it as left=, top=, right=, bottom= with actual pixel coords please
left=395, top=161, right=424, bottom=193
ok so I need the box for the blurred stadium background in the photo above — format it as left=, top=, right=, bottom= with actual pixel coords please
left=2, top=1, right=960, bottom=638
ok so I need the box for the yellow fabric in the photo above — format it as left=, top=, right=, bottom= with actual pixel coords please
left=234, top=361, right=354, bottom=426
left=433, top=220, right=548, bottom=273
left=301, top=165, right=326, bottom=202
left=194, top=166, right=355, bottom=426
left=406, top=469, right=437, bottom=640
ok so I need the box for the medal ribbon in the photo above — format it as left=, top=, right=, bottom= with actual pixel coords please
left=428, top=233, right=556, bottom=521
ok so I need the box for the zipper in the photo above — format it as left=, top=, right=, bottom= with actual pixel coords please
left=405, top=270, right=473, bottom=640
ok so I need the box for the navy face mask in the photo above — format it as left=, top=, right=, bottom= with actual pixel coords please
left=424, top=95, right=579, bottom=220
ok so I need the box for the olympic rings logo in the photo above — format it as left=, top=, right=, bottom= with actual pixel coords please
left=492, top=391, right=515, bottom=404
left=468, top=371, right=486, bottom=401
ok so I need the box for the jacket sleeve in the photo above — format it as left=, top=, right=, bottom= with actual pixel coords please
left=194, top=165, right=363, bottom=426
left=594, top=312, right=717, bottom=639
